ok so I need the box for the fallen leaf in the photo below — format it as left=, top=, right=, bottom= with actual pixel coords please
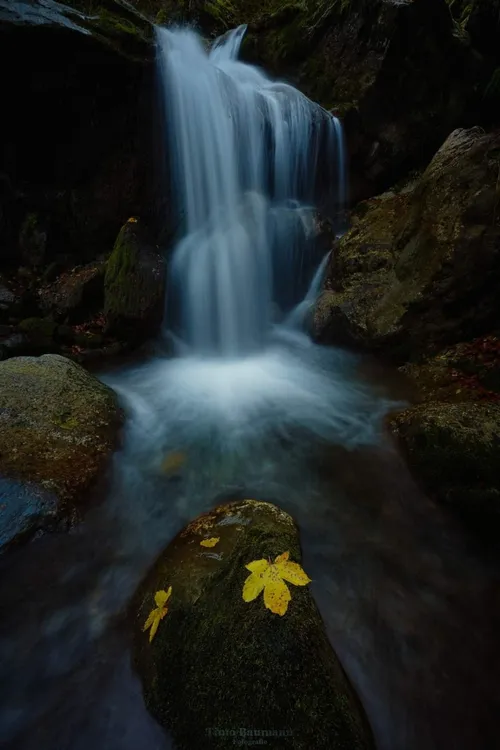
left=200, top=537, right=220, bottom=548
left=143, top=586, right=172, bottom=642
left=161, top=451, right=186, bottom=475
left=242, top=551, right=311, bottom=616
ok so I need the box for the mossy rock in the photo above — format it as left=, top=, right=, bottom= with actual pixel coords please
left=315, top=128, right=500, bottom=361
left=389, top=402, right=500, bottom=535
left=132, top=499, right=374, bottom=750
left=104, top=218, right=166, bottom=343
left=0, top=354, right=122, bottom=550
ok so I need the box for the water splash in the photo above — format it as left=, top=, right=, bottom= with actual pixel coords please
left=157, top=24, right=341, bottom=355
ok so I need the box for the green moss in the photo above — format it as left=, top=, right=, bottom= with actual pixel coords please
left=104, top=221, right=139, bottom=316
left=133, top=500, right=374, bottom=750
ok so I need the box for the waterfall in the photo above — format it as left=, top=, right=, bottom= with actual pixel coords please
left=157, top=25, right=343, bottom=355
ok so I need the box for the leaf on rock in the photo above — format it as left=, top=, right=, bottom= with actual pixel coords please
left=161, top=451, right=186, bottom=475
left=242, top=552, right=311, bottom=616
left=143, top=586, right=172, bottom=642
left=200, top=537, right=220, bottom=548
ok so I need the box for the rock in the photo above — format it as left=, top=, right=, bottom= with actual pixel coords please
left=0, top=354, right=122, bottom=551
left=314, top=128, right=500, bottom=361
left=104, top=218, right=166, bottom=342
left=400, top=334, right=500, bottom=404
left=389, top=402, right=500, bottom=535
left=239, top=0, right=483, bottom=202
left=313, top=184, right=415, bottom=348
left=133, top=498, right=374, bottom=750
left=0, top=0, right=157, bottom=270
left=0, top=280, right=15, bottom=318
left=0, top=478, right=58, bottom=553
left=38, top=261, right=105, bottom=323
left=19, top=212, right=47, bottom=267
left=17, top=317, right=58, bottom=351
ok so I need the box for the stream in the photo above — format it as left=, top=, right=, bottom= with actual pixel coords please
left=1, top=21, right=500, bottom=750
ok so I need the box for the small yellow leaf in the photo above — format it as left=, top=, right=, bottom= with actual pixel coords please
left=161, top=451, right=186, bottom=475
left=154, top=587, right=172, bottom=607
left=143, top=587, right=172, bottom=642
left=127, top=217, right=138, bottom=223
left=200, top=537, right=220, bottom=548
left=242, top=551, right=310, bottom=616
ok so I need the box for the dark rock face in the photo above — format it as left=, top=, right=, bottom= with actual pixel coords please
left=38, top=260, right=105, bottom=323
left=133, top=499, right=374, bottom=750
left=0, top=0, right=158, bottom=271
left=314, top=128, right=500, bottom=361
left=104, top=218, right=166, bottom=342
left=389, top=402, right=500, bottom=535
left=238, top=0, right=483, bottom=202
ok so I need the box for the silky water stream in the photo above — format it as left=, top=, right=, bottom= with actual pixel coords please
left=1, top=24, right=499, bottom=750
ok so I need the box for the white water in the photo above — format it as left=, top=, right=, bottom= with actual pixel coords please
left=104, top=25, right=400, bottom=482
left=159, top=24, right=341, bottom=354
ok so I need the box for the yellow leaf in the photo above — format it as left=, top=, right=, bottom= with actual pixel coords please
left=242, top=552, right=310, bottom=616
left=161, top=451, right=186, bottom=475
left=127, top=217, right=138, bottom=223
left=143, top=587, right=172, bottom=642
left=200, top=537, right=220, bottom=548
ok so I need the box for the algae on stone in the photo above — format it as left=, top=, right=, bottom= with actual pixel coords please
left=133, top=498, right=374, bottom=750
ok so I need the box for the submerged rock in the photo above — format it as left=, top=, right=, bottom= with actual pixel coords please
left=0, top=354, right=122, bottom=551
left=104, top=219, right=166, bottom=342
left=133, top=498, right=374, bottom=750
left=389, top=402, right=500, bottom=535
left=315, top=128, right=500, bottom=361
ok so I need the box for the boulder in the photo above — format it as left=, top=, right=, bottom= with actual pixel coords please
left=133, top=498, right=374, bottom=750
left=104, top=218, right=166, bottom=342
left=0, top=354, right=122, bottom=551
left=314, top=128, right=500, bottom=361
left=38, top=260, right=105, bottom=323
left=389, top=402, right=500, bottom=535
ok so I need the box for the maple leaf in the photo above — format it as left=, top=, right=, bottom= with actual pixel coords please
left=143, top=587, right=172, bottom=642
left=200, top=537, right=220, bottom=548
left=242, top=551, right=311, bottom=616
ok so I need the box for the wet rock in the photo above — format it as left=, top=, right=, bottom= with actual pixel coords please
left=313, top=184, right=415, bottom=348
left=314, top=128, right=500, bottom=361
left=0, top=477, right=58, bottom=553
left=133, top=498, right=374, bottom=750
left=389, top=402, right=500, bottom=534
left=0, top=354, right=122, bottom=551
left=400, top=334, right=500, bottom=404
left=240, top=0, right=482, bottom=201
left=104, top=219, right=166, bottom=343
left=38, top=261, right=105, bottom=323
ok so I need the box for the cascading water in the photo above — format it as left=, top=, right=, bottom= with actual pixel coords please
left=105, top=24, right=399, bottom=482
left=158, top=25, right=342, bottom=354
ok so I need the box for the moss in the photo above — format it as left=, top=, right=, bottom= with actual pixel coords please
left=389, top=402, right=500, bottom=533
left=132, top=499, right=374, bottom=750
left=0, top=354, right=121, bottom=504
